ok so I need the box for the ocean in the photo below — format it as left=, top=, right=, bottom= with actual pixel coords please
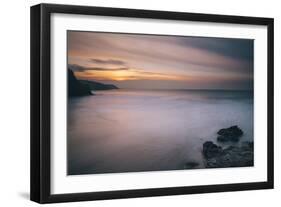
left=67, top=89, right=253, bottom=175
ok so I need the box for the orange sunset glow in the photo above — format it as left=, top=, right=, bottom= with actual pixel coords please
left=73, top=68, right=191, bottom=81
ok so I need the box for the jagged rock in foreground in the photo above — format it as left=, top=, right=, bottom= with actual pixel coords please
left=203, top=141, right=253, bottom=168
left=217, top=125, right=243, bottom=142
left=68, top=69, right=93, bottom=97
left=203, top=141, right=223, bottom=158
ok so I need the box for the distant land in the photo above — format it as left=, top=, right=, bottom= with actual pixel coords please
left=80, top=80, right=118, bottom=91
left=68, top=69, right=118, bottom=97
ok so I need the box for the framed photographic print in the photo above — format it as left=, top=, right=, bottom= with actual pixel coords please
left=30, top=3, right=274, bottom=203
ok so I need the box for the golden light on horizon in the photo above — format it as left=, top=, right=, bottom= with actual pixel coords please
left=74, top=68, right=191, bottom=82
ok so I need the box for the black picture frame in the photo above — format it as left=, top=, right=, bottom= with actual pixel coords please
left=30, top=3, right=274, bottom=204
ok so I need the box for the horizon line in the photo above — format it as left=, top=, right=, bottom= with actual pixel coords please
left=101, top=88, right=253, bottom=91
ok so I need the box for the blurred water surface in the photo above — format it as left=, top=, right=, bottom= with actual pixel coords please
left=67, top=89, right=253, bottom=175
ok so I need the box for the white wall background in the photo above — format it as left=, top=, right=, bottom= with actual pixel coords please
left=0, top=0, right=279, bottom=206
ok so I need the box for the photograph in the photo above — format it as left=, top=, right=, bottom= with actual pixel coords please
left=30, top=3, right=274, bottom=203
left=67, top=31, right=254, bottom=175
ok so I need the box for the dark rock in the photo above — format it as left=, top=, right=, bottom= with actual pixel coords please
left=80, top=80, right=118, bottom=90
left=203, top=141, right=223, bottom=158
left=241, top=141, right=254, bottom=150
left=184, top=161, right=199, bottom=169
left=204, top=141, right=253, bottom=168
left=68, top=69, right=93, bottom=97
left=217, top=125, right=243, bottom=142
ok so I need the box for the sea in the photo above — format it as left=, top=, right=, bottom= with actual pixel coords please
left=67, top=89, right=253, bottom=175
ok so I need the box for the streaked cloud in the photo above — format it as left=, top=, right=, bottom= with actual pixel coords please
left=67, top=31, right=253, bottom=90
left=90, top=58, right=127, bottom=66
left=68, top=64, right=129, bottom=72
left=72, top=65, right=190, bottom=82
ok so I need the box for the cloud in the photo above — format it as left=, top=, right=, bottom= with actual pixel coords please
left=68, top=64, right=85, bottom=72
left=177, top=37, right=253, bottom=61
left=67, top=31, right=253, bottom=90
left=88, top=67, right=129, bottom=71
left=68, top=64, right=129, bottom=72
left=90, top=58, right=127, bottom=66
left=68, top=32, right=253, bottom=75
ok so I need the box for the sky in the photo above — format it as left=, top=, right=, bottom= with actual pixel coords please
left=67, top=31, right=253, bottom=90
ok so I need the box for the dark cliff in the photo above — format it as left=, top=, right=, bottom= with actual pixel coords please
left=68, top=69, right=92, bottom=97
left=80, top=80, right=118, bottom=91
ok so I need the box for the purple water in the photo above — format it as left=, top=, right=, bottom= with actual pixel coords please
left=67, top=89, right=253, bottom=175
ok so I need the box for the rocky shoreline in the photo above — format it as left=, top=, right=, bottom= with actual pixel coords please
left=203, top=140, right=253, bottom=168
left=184, top=125, right=253, bottom=169
left=204, top=125, right=253, bottom=168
